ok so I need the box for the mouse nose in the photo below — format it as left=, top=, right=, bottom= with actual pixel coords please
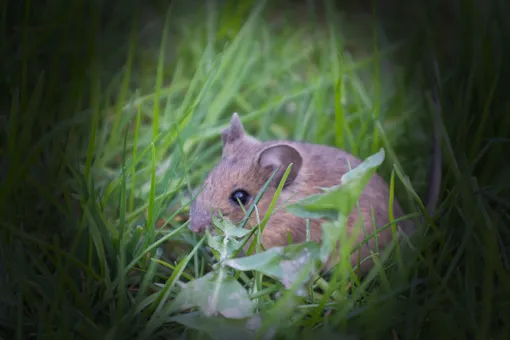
left=189, top=211, right=211, bottom=233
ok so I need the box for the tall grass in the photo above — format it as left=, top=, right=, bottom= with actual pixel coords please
left=1, top=0, right=509, bottom=339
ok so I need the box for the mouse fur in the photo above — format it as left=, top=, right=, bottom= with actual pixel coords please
left=188, top=112, right=427, bottom=275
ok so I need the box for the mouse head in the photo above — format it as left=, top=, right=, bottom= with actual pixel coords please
left=188, top=113, right=303, bottom=233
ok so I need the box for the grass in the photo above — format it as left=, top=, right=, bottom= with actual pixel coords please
left=1, top=0, right=509, bottom=339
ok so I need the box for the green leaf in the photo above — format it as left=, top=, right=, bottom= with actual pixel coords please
left=207, top=216, right=252, bottom=260
left=169, top=312, right=262, bottom=340
left=319, top=217, right=349, bottom=264
left=212, top=215, right=252, bottom=239
left=169, top=271, right=254, bottom=319
left=224, top=242, right=320, bottom=295
left=207, top=234, right=245, bottom=260
left=285, top=148, right=386, bottom=220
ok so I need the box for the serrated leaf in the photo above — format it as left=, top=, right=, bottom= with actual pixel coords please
left=213, top=215, right=252, bottom=238
left=207, top=216, right=252, bottom=259
left=206, top=233, right=244, bottom=258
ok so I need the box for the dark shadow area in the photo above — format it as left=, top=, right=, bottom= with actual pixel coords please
left=1, top=0, right=509, bottom=339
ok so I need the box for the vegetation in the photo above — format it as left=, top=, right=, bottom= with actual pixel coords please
left=1, top=0, right=509, bottom=339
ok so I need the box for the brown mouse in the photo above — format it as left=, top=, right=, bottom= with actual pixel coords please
left=189, top=112, right=442, bottom=275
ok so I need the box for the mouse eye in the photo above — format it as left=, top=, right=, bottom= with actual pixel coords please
left=229, top=189, right=250, bottom=206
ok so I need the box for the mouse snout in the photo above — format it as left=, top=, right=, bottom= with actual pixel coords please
left=188, top=210, right=211, bottom=233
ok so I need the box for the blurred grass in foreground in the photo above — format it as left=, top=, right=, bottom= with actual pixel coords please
left=1, top=0, right=509, bottom=339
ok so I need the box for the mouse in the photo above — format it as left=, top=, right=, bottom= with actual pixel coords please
left=188, top=109, right=442, bottom=275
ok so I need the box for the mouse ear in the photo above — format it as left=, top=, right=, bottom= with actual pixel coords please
left=221, top=112, right=245, bottom=146
left=257, top=144, right=303, bottom=188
